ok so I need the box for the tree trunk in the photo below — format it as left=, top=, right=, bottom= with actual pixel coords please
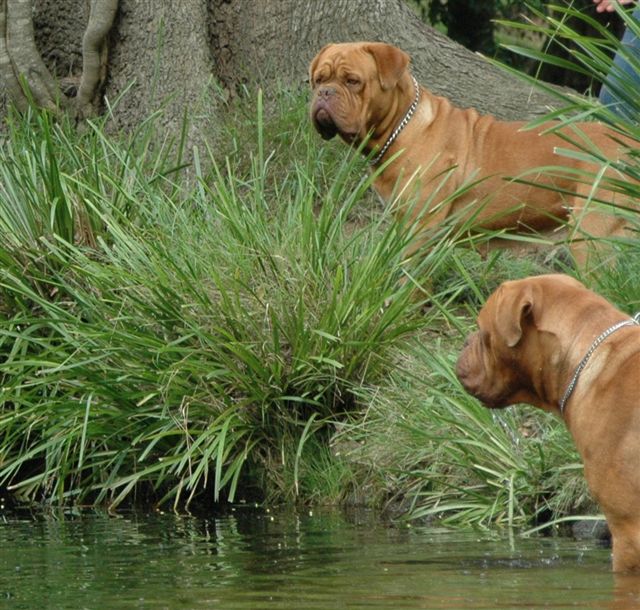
left=105, top=0, right=215, bottom=136
left=2, top=0, right=561, bottom=133
left=211, top=0, right=556, bottom=121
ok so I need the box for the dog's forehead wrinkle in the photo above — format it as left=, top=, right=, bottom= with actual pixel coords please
left=323, top=48, right=375, bottom=72
left=492, top=286, right=513, bottom=328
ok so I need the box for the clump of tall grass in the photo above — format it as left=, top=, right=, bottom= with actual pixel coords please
left=0, top=87, right=474, bottom=509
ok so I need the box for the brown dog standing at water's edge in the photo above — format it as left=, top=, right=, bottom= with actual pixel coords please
left=309, top=42, right=636, bottom=265
left=456, top=274, right=640, bottom=572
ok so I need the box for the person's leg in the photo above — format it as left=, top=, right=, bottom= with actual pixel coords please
left=598, top=6, right=640, bottom=118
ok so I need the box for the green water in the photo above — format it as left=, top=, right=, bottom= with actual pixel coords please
left=1, top=507, right=637, bottom=609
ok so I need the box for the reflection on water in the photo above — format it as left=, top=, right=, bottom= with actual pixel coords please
left=0, top=506, right=638, bottom=609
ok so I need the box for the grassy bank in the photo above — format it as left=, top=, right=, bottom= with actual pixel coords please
left=0, top=91, right=455, bottom=510
left=1, top=9, right=640, bottom=530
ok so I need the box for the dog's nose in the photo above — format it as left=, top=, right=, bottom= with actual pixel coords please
left=318, top=86, right=337, bottom=99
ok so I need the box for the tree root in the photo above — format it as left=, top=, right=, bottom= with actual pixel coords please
left=0, top=0, right=118, bottom=118
left=76, top=0, right=119, bottom=119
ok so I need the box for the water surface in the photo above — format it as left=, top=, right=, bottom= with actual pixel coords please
left=1, top=507, right=637, bottom=609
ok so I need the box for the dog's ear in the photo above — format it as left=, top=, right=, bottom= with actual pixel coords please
left=496, top=282, right=535, bottom=348
left=364, top=43, right=410, bottom=91
left=309, top=44, right=334, bottom=87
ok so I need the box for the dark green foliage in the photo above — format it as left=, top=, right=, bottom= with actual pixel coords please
left=0, top=90, right=454, bottom=509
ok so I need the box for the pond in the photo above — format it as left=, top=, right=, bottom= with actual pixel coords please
left=1, top=506, right=638, bottom=609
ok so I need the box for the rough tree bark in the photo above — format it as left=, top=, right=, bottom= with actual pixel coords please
left=105, top=0, right=215, bottom=135
left=0, top=0, right=561, bottom=133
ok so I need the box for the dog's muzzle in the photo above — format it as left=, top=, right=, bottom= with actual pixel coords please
left=312, top=87, right=340, bottom=140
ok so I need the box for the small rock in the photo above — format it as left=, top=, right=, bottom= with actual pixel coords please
left=572, top=519, right=611, bottom=543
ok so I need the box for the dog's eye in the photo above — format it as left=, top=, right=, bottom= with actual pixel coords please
left=346, top=77, right=361, bottom=87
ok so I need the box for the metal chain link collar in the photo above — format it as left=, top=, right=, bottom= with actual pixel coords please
left=559, top=312, right=640, bottom=415
left=369, top=76, right=420, bottom=166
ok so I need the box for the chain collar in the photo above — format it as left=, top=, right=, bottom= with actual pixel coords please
left=369, top=76, right=420, bottom=166
left=559, top=312, right=640, bottom=414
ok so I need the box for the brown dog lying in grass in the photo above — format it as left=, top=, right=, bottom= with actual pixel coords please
left=456, top=274, right=640, bottom=572
left=309, top=41, right=636, bottom=266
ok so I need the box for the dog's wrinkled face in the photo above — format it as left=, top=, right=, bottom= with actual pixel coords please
left=456, top=275, right=584, bottom=409
left=309, top=42, right=409, bottom=144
